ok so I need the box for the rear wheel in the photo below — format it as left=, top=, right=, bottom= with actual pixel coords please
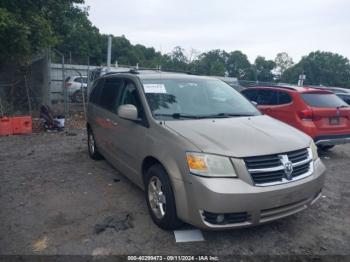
left=144, top=164, right=183, bottom=230
left=72, top=90, right=83, bottom=103
left=87, top=128, right=103, bottom=160
left=317, top=145, right=335, bottom=151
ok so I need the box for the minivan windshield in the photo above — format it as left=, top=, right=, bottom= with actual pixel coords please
left=141, top=77, right=260, bottom=120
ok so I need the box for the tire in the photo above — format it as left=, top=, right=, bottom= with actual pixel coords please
left=317, top=145, right=335, bottom=151
left=72, top=90, right=83, bottom=103
left=87, top=128, right=103, bottom=160
left=144, top=164, right=183, bottom=230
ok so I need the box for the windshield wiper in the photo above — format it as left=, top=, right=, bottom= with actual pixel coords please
left=337, top=105, right=349, bottom=109
left=197, top=113, right=256, bottom=118
left=154, top=112, right=256, bottom=119
left=154, top=113, right=201, bottom=119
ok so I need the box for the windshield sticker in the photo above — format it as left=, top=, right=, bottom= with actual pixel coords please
left=143, top=84, right=167, bottom=94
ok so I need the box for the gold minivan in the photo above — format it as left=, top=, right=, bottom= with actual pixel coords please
left=87, top=71, right=326, bottom=230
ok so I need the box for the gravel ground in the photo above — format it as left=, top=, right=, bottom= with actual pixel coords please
left=0, top=128, right=349, bottom=258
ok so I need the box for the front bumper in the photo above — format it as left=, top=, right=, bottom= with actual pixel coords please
left=315, top=134, right=350, bottom=146
left=175, top=158, right=326, bottom=230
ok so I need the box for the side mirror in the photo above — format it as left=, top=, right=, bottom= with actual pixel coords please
left=118, top=104, right=138, bottom=121
left=251, top=101, right=258, bottom=107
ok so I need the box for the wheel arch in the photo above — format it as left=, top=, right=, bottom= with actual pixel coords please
left=142, top=156, right=164, bottom=184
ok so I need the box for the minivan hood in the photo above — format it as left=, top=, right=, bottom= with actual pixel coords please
left=165, top=115, right=311, bottom=158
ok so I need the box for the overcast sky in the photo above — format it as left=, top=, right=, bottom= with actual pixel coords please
left=84, top=0, right=350, bottom=62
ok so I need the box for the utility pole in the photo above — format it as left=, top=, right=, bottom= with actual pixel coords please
left=52, top=49, right=67, bottom=116
left=107, top=35, right=112, bottom=72
left=298, top=71, right=306, bottom=87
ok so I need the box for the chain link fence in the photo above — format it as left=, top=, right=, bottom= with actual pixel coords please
left=0, top=50, right=98, bottom=117
left=0, top=54, right=48, bottom=117
left=49, top=50, right=99, bottom=118
left=0, top=49, right=103, bottom=132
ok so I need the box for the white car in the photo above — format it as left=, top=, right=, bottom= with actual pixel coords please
left=64, top=76, right=88, bottom=103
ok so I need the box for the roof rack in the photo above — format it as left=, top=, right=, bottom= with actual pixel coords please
left=103, top=69, right=140, bottom=75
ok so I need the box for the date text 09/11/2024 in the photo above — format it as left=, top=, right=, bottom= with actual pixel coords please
left=127, top=255, right=219, bottom=261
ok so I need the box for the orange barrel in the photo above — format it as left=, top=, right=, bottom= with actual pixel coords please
left=12, top=116, right=32, bottom=135
left=0, top=117, right=13, bottom=136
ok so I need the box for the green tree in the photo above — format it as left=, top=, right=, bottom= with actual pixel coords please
left=226, top=51, right=252, bottom=79
left=191, top=50, right=228, bottom=76
left=282, top=51, right=350, bottom=88
left=0, top=0, right=86, bottom=64
left=56, top=8, right=102, bottom=64
left=274, top=52, right=294, bottom=80
left=254, top=56, right=276, bottom=82
left=160, top=46, right=188, bottom=71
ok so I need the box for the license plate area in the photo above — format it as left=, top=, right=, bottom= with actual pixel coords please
left=329, top=117, right=340, bottom=125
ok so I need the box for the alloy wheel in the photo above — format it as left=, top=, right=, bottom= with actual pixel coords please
left=89, top=132, right=95, bottom=154
left=148, top=176, right=167, bottom=219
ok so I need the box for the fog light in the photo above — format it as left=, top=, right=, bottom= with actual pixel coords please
left=216, top=214, right=225, bottom=224
left=202, top=210, right=250, bottom=225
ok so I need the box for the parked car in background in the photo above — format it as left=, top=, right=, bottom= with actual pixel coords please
left=242, top=85, right=350, bottom=151
left=309, top=86, right=350, bottom=105
left=216, top=76, right=245, bottom=92
left=87, top=70, right=325, bottom=230
left=65, top=75, right=88, bottom=103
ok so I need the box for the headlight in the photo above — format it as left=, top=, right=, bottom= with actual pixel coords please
left=186, top=152, right=237, bottom=177
left=310, top=141, right=319, bottom=161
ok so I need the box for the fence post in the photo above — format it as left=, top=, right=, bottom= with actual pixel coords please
left=44, top=47, right=52, bottom=106
left=62, top=55, right=68, bottom=116
left=87, top=56, right=90, bottom=94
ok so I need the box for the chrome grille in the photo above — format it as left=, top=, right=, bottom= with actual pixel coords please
left=244, top=148, right=313, bottom=186
left=287, top=148, right=309, bottom=163
left=244, top=154, right=281, bottom=169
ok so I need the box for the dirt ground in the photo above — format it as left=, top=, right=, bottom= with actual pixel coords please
left=0, top=124, right=349, bottom=258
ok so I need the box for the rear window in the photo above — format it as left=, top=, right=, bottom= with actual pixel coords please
left=301, top=93, right=348, bottom=108
left=74, top=77, right=87, bottom=84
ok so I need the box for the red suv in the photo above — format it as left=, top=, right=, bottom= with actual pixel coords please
left=241, top=85, right=350, bottom=150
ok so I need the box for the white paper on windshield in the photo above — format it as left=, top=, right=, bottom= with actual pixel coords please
left=143, top=84, right=167, bottom=94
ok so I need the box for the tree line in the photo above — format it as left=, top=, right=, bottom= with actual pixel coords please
left=1, top=0, right=350, bottom=87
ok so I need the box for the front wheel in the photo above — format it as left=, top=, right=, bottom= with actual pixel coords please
left=87, top=128, right=103, bottom=160
left=317, top=145, right=335, bottom=151
left=145, top=164, right=183, bottom=230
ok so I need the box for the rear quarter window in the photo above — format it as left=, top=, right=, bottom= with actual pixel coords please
left=337, top=94, right=350, bottom=105
left=242, top=89, right=258, bottom=102
left=89, top=79, right=104, bottom=104
left=278, top=92, right=292, bottom=104
left=301, top=93, right=348, bottom=108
